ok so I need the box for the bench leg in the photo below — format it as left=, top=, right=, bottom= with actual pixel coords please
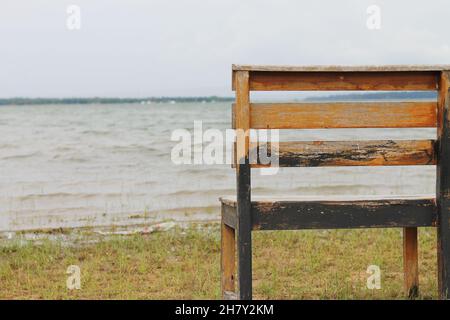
left=437, top=70, right=450, bottom=299
left=236, top=162, right=252, bottom=300
left=437, top=208, right=450, bottom=299
left=221, top=221, right=236, bottom=299
left=403, top=227, right=419, bottom=298
left=237, top=225, right=252, bottom=300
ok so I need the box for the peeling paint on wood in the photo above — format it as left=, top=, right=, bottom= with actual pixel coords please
left=251, top=198, right=436, bottom=230
left=253, top=140, right=436, bottom=167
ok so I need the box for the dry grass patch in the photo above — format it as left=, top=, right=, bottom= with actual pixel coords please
left=0, top=226, right=438, bottom=299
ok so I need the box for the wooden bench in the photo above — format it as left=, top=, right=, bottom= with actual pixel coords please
left=220, top=64, right=450, bottom=300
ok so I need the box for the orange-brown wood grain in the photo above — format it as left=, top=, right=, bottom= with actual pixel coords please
left=233, top=102, right=437, bottom=129
left=238, top=71, right=439, bottom=91
left=403, top=227, right=419, bottom=298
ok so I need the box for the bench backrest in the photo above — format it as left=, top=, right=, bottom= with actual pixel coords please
left=232, top=65, right=450, bottom=169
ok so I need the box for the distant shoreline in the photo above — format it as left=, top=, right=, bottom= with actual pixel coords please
left=0, top=92, right=438, bottom=105
left=0, top=96, right=234, bottom=106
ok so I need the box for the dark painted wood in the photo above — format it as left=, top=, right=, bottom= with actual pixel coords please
left=237, top=163, right=252, bottom=300
left=437, top=71, right=450, bottom=299
left=221, top=202, right=237, bottom=229
left=251, top=198, right=436, bottom=230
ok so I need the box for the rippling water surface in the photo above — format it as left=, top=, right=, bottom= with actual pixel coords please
left=0, top=103, right=437, bottom=231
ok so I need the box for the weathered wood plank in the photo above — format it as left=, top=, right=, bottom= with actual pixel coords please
left=222, top=202, right=237, bottom=229
left=220, top=195, right=436, bottom=230
left=221, top=219, right=236, bottom=296
left=233, top=64, right=450, bottom=72
left=234, top=70, right=252, bottom=300
left=235, top=102, right=437, bottom=129
left=251, top=198, right=436, bottom=230
left=252, top=140, right=436, bottom=167
left=436, top=71, right=450, bottom=299
left=238, top=71, right=438, bottom=91
left=403, top=227, right=419, bottom=299
left=235, top=72, right=250, bottom=164
left=221, top=194, right=435, bottom=204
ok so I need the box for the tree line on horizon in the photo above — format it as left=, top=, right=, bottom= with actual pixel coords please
left=0, top=92, right=437, bottom=105
left=0, top=96, right=235, bottom=106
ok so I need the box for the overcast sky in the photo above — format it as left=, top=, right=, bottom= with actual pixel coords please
left=1, top=0, right=450, bottom=97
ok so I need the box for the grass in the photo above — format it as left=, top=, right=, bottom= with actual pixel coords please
left=0, top=225, right=439, bottom=299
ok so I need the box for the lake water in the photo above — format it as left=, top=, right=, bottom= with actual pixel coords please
left=0, top=102, right=437, bottom=231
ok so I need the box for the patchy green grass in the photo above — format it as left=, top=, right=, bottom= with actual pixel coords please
left=0, top=225, right=439, bottom=299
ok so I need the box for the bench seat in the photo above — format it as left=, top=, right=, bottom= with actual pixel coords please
left=220, top=194, right=436, bottom=230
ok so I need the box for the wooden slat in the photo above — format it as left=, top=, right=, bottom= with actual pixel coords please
left=235, top=71, right=250, bottom=163
left=231, top=102, right=437, bottom=129
left=436, top=71, right=450, bottom=299
left=252, top=198, right=436, bottom=230
left=220, top=195, right=437, bottom=230
left=239, top=71, right=439, bottom=91
left=233, top=64, right=450, bottom=72
left=221, top=194, right=434, bottom=205
left=252, top=140, right=436, bottom=167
